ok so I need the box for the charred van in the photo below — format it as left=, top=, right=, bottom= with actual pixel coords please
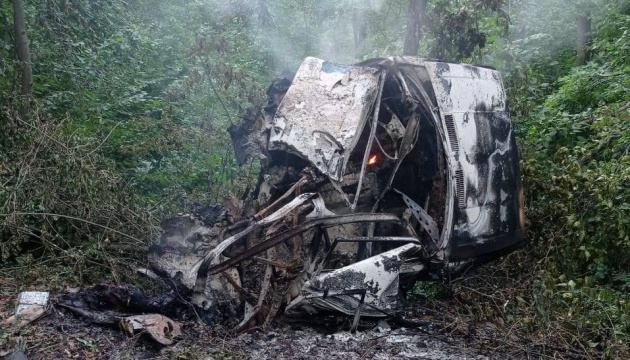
left=150, top=56, right=525, bottom=329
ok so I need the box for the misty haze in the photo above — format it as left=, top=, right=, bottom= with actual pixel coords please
left=1, top=0, right=629, bottom=359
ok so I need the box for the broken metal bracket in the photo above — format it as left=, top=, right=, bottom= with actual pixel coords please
left=395, top=189, right=440, bottom=243
left=190, top=193, right=317, bottom=307
left=351, top=72, right=385, bottom=211
left=207, top=213, right=402, bottom=276
left=254, top=175, right=310, bottom=220
left=368, top=111, right=421, bottom=216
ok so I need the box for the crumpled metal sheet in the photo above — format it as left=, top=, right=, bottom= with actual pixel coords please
left=287, top=243, right=420, bottom=317
left=120, top=314, right=182, bottom=345
left=269, top=57, right=382, bottom=181
left=424, top=62, right=523, bottom=260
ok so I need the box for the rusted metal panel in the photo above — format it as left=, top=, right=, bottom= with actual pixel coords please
left=269, top=57, right=382, bottom=181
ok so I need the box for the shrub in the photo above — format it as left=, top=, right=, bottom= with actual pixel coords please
left=0, top=102, right=157, bottom=284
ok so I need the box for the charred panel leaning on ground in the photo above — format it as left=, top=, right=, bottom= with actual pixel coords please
left=149, top=56, right=525, bottom=331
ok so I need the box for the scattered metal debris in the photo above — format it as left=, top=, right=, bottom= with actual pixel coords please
left=120, top=314, right=182, bottom=345
left=57, top=285, right=185, bottom=345
left=150, top=56, right=525, bottom=330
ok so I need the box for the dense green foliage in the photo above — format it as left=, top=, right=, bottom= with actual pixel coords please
left=465, top=1, right=629, bottom=355
left=1, top=0, right=629, bottom=357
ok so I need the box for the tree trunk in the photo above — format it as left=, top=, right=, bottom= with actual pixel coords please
left=257, top=0, right=273, bottom=29
left=403, top=0, right=427, bottom=56
left=352, top=11, right=367, bottom=58
left=576, top=13, right=592, bottom=65
left=11, top=0, right=32, bottom=98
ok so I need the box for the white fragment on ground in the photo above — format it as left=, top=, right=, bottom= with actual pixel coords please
left=2, top=291, right=49, bottom=328
left=375, top=319, right=391, bottom=333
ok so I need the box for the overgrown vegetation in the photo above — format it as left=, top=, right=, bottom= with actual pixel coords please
left=456, top=0, right=630, bottom=357
left=0, top=104, right=155, bottom=284
left=1, top=0, right=629, bottom=358
left=0, top=0, right=266, bottom=279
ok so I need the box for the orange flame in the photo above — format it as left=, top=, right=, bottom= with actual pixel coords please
left=367, top=154, right=378, bottom=166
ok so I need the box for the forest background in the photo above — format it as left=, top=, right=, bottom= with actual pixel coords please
left=1, top=0, right=629, bottom=358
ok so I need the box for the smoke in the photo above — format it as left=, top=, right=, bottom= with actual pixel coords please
left=149, top=0, right=616, bottom=78
left=197, top=0, right=614, bottom=76
left=254, top=0, right=391, bottom=74
left=503, top=0, right=609, bottom=65
left=188, top=0, right=405, bottom=74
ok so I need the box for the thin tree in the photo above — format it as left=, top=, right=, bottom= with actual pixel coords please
left=257, top=0, right=273, bottom=29
left=11, top=0, right=32, bottom=98
left=403, top=0, right=428, bottom=56
left=576, top=12, right=592, bottom=65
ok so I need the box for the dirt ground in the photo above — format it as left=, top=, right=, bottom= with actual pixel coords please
left=1, top=284, right=537, bottom=360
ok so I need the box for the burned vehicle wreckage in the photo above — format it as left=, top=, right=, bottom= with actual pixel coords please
left=149, top=56, right=525, bottom=331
